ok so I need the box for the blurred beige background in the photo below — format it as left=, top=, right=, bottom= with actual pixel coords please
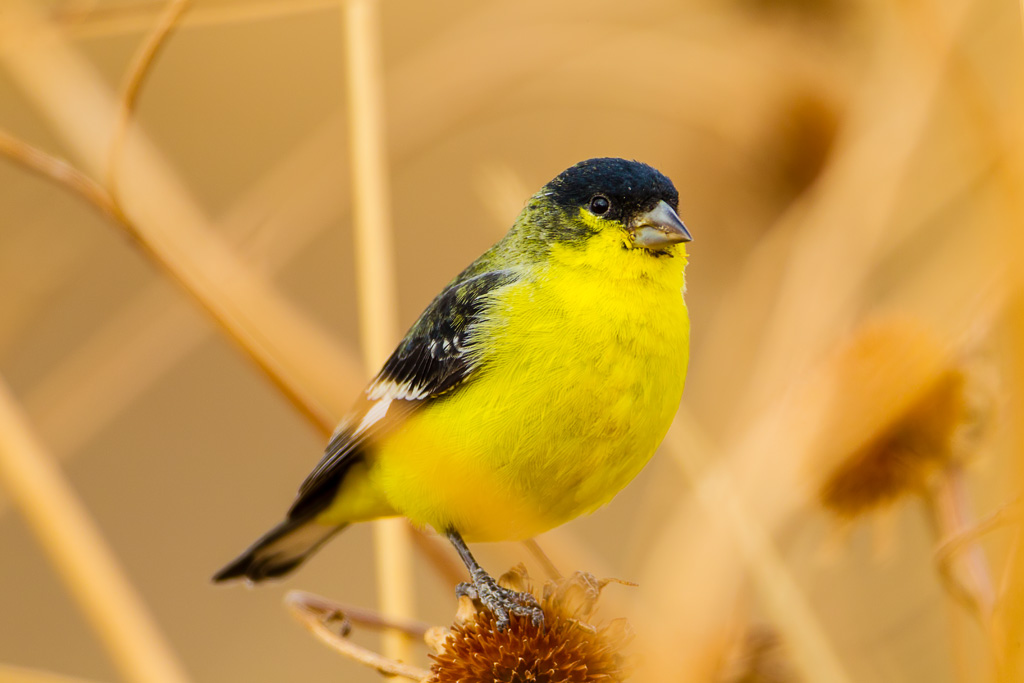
left=0, top=0, right=1021, bottom=681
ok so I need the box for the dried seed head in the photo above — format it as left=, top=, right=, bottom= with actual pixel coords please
left=428, top=571, right=633, bottom=683
left=717, top=625, right=801, bottom=683
left=425, top=625, right=453, bottom=656
left=455, top=594, right=479, bottom=626
left=814, top=319, right=978, bottom=519
left=820, top=367, right=968, bottom=516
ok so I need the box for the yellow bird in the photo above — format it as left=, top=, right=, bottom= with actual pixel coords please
left=215, top=157, right=691, bottom=628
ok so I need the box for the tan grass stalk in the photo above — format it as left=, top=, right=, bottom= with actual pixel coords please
left=0, top=664, right=108, bottom=683
left=643, top=288, right=1003, bottom=681
left=956, top=18, right=1024, bottom=683
left=408, top=531, right=469, bottom=589
left=662, top=410, right=855, bottom=683
left=0, top=378, right=190, bottom=683
left=0, top=0, right=652, bottom=588
left=0, top=103, right=461, bottom=598
left=342, top=0, right=415, bottom=663
left=287, top=590, right=431, bottom=637
left=934, top=501, right=1023, bottom=575
left=925, top=464, right=997, bottom=626
left=0, top=123, right=335, bottom=432
left=691, top=0, right=983, bottom=435
left=17, top=113, right=354, bottom=467
left=107, top=0, right=191, bottom=200
left=52, top=0, right=336, bottom=39
left=999, top=293, right=1024, bottom=683
left=892, top=0, right=1024, bottom=674
left=344, top=0, right=399, bottom=368
left=0, top=1, right=361, bottom=432
left=522, top=538, right=563, bottom=581
left=285, top=591, right=430, bottom=681
left=639, top=0, right=996, bottom=676
left=0, top=129, right=120, bottom=222
left=994, top=37, right=1024, bottom=670
left=14, top=0, right=651, bottom=467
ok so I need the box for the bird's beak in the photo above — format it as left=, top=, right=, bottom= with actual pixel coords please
left=631, top=200, right=692, bottom=248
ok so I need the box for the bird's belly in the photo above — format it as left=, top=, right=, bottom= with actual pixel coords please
left=372, top=270, right=689, bottom=541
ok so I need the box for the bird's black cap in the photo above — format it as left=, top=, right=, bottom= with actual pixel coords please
left=545, top=158, right=680, bottom=224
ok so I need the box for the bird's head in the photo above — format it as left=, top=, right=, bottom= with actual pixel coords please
left=537, top=158, right=691, bottom=255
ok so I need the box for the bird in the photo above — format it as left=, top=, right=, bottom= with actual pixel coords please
left=214, top=157, right=692, bottom=629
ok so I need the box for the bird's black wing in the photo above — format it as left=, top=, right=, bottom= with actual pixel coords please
left=287, top=269, right=519, bottom=519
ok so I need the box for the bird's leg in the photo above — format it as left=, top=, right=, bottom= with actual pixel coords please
left=446, top=529, right=544, bottom=631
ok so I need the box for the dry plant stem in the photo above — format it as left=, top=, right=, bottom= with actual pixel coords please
left=285, top=592, right=430, bottom=682
left=702, top=0, right=981, bottom=438
left=344, top=0, right=400, bottom=366
left=52, top=0, right=336, bottom=39
left=107, top=0, right=191, bottom=200
left=864, top=12, right=1022, bottom=657
left=408, top=529, right=468, bottom=588
left=900, top=0, right=1024, bottom=244
left=642, top=303, right=1004, bottom=680
left=662, top=410, right=855, bottom=683
left=0, top=664, right=109, bottom=683
left=522, top=538, right=563, bottom=580
left=0, top=129, right=120, bottom=223
left=0, top=378, right=190, bottom=683
left=925, top=463, right=997, bottom=627
left=18, top=114, right=354, bottom=461
left=0, top=126, right=334, bottom=435
left=287, top=590, right=431, bottom=637
left=935, top=497, right=1022, bottom=683
left=996, top=8, right=1024, bottom=678
left=342, top=0, right=415, bottom=664
left=934, top=501, right=1023, bottom=577
left=0, top=125, right=457, bottom=590
left=999, top=292, right=1024, bottom=682
left=644, top=0, right=994, bottom=677
left=0, top=0, right=359, bottom=426
left=999, top=527, right=1022, bottom=603
left=3, top=1, right=566, bottom=588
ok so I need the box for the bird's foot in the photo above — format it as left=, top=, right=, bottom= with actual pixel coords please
left=456, top=574, right=544, bottom=631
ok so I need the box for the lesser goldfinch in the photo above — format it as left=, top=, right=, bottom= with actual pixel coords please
left=215, top=158, right=691, bottom=628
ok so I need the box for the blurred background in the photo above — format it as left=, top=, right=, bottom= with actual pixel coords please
left=0, top=0, right=1022, bottom=681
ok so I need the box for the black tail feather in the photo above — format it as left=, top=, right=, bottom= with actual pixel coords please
left=213, top=517, right=344, bottom=583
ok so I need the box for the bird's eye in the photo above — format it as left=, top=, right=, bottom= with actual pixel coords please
left=589, top=195, right=611, bottom=215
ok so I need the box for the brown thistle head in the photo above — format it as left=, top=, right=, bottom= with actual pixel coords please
left=427, top=568, right=633, bottom=683
left=813, top=318, right=985, bottom=519
left=819, top=366, right=968, bottom=516
left=716, top=624, right=801, bottom=683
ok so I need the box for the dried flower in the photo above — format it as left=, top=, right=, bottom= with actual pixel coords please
left=813, top=318, right=984, bottom=519
left=717, top=625, right=801, bottom=683
left=427, top=568, right=633, bottom=683
left=820, top=366, right=968, bottom=517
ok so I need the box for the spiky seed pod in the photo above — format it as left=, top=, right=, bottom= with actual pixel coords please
left=428, top=570, right=633, bottom=683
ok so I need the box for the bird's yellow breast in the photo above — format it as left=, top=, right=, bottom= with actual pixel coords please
left=371, top=230, right=689, bottom=541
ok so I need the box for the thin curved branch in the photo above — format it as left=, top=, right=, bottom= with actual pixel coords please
left=285, top=591, right=431, bottom=681
left=0, top=129, right=120, bottom=223
left=108, top=0, right=191, bottom=200
left=0, top=127, right=334, bottom=432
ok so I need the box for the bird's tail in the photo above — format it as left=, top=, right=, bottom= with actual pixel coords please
left=213, top=517, right=345, bottom=583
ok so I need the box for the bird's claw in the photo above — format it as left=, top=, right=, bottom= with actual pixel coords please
left=456, top=576, right=544, bottom=631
